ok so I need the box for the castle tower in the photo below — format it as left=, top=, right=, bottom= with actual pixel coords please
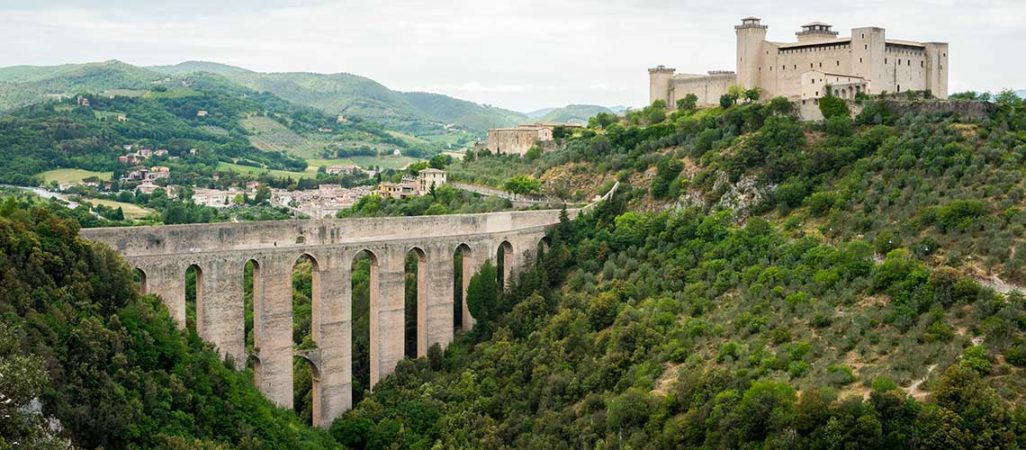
left=795, top=22, right=838, bottom=44
left=924, top=42, right=949, bottom=99
left=851, top=27, right=887, bottom=95
left=648, top=65, right=676, bottom=106
left=735, top=17, right=767, bottom=90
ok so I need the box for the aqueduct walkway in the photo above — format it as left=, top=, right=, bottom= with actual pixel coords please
left=80, top=208, right=575, bottom=427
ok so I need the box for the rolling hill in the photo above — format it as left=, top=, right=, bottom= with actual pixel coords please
left=150, top=61, right=527, bottom=134
left=535, top=104, right=614, bottom=125
left=0, top=60, right=527, bottom=135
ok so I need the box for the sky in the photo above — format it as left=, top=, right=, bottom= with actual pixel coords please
left=0, top=0, right=1023, bottom=112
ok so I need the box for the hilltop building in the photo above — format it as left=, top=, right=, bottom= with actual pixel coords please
left=649, top=17, right=949, bottom=106
left=377, top=169, right=448, bottom=199
left=485, top=124, right=554, bottom=156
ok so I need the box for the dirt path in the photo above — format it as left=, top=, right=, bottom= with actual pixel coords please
left=906, top=364, right=938, bottom=400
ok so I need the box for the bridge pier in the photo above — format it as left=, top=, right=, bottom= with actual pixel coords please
left=370, top=246, right=406, bottom=388
left=257, top=254, right=295, bottom=410
left=143, top=259, right=187, bottom=327
left=425, top=243, right=455, bottom=352
left=202, top=258, right=246, bottom=368
left=311, top=251, right=351, bottom=429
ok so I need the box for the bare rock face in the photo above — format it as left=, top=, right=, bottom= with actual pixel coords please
left=678, top=172, right=773, bottom=221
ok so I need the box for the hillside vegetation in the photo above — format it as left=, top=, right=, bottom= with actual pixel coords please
left=330, top=95, right=1026, bottom=448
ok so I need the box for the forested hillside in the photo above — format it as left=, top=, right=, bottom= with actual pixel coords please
left=0, top=200, right=340, bottom=449
left=331, top=94, right=1026, bottom=448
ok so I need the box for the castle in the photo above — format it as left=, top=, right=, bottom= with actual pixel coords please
left=649, top=18, right=949, bottom=106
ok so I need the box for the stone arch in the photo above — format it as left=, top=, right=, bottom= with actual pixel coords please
left=244, top=259, right=263, bottom=366
left=291, top=253, right=320, bottom=425
left=133, top=267, right=147, bottom=295
left=405, top=246, right=428, bottom=358
left=185, top=264, right=204, bottom=335
left=350, top=248, right=379, bottom=403
left=453, top=243, right=474, bottom=331
left=497, top=240, right=514, bottom=288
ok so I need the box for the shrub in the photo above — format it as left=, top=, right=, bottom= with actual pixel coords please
left=806, top=192, right=836, bottom=216
left=819, top=94, right=850, bottom=120
left=1005, top=341, right=1026, bottom=367
left=826, top=364, right=856, bottom=386
left=937, top=200, right=987, bottom=232
left=960, top=345, right=991, bottom=375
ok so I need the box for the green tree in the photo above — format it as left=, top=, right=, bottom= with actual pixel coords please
left=466, top=260, right=499, bottom=324
left=819, top=90, right=850, bottom=119
left=502, top=175, right=542, bottom=200
left=677, top=93, right=698, bottom=111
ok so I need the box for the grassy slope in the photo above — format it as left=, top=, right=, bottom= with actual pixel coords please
left=37, top=168, right=113, bottom=184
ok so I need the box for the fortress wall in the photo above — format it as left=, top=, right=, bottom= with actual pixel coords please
left=671, top=74, right=736, bottom=106
left=796, top=99, right=991, bottom=122
left=761, top=44, right=853, bottom=99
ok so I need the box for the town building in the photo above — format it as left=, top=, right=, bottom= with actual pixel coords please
left=416, top=168, right=447, bottom=194
left=485, top=125, right=554, bottom=156
left=649, top=17, right=949, bottom=106
left=326, top=164, right=360, bottom=176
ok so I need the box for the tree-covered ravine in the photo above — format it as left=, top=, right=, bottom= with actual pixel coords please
left=4, top=93, right=1026, bottom=448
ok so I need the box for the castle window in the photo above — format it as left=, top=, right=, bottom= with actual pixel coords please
left=860, top=57, right=863, bottom=63
left=861, top=33, right=865, bottom=38
left=794, top=64, right=797, bottom=70
left=819, top=62, right=823, bottom=67
left=811, top=63, right=814, bottom=68
left=865, top=44, right=868, bottom=50
left=837, top=61, right=840, bottom=66
left=885, top=58, right=888, bottom=64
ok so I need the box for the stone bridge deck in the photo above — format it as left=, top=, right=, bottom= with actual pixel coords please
left=80, top=208, right=576, bottom=427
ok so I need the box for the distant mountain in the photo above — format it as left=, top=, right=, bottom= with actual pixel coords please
left=402, top=91, right=526, bottom=131
left=526, top=107, right=556, bottom=119
left=150, top=61, right=525, bottom=134
left=535, top=104, right=614, bottom=125
left=525, top=104, right=619, bottom=124
left=0, top=60, right=163, bottom=112
left=0, top=60, right=526, bottom=135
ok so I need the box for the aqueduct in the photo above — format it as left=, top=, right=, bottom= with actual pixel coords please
left=80, top=208, right=575, bottom=427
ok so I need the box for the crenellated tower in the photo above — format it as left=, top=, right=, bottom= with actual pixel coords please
left=735, top=17, right=767, bottom=90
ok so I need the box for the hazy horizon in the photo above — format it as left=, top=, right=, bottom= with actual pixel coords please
left=1, top=0, right=1023, bottom=111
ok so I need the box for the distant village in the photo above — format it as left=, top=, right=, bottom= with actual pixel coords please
left=95, top=143, right=449, bottom=219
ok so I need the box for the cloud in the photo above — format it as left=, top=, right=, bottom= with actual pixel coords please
left=0, top=0, right=1022, bottom=111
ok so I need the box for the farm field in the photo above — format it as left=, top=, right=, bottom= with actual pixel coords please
left=38, top=168, right=112, bottom=185
left=350, top=154, right=419, bottom=170
left=217, top=162, right=313, bottom=179
left=83, top=198, right=153, bottom=219
left=241, top=115, right=333, bottom=159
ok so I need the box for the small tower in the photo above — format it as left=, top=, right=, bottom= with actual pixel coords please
left=648, top=65, right=676, bottom=106
left=735, top=17, right=767, bottom=90
left=795, top=22, right=839, bottom=44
